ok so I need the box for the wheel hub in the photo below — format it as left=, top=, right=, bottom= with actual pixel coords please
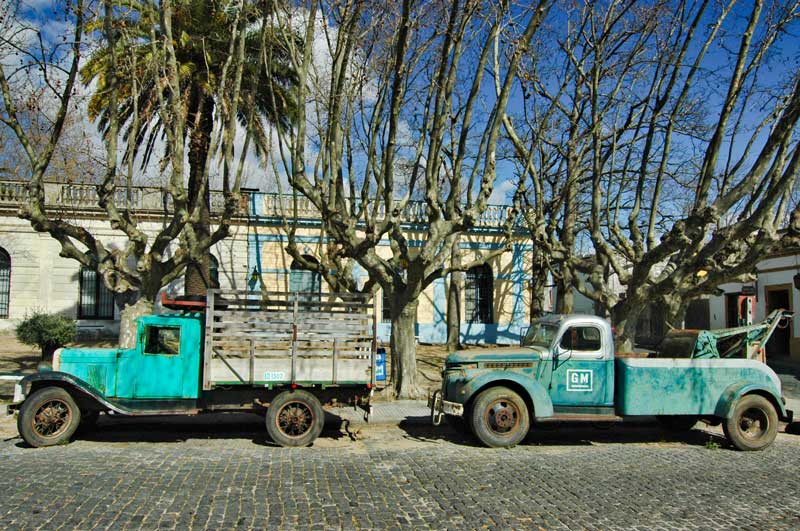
left=740, top=408, right=768, bottom=438
left=486, top=399, right=520, bottom=435
left=277, top=402, right=313, bottom=437
left=33, top=399, right=69, bottom=437
left=494, top=408, right=515, bottom=429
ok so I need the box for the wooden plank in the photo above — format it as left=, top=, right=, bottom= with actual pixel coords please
left=203, top=289, right=215, bottom=390
left=249, top=338, right=255, bottom=385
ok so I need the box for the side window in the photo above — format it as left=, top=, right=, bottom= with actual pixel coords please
left=560, top=326, right=602, bottom=352
left=144, top=326, right=181, bottom=355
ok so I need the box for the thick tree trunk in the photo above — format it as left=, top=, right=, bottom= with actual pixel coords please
left=390, top=297, right=419, bottom=399
left=446, top=239, right=462, bottom=351
left=118, top=297, right=155, bottom=348
left=555, top=269, right=574, bottom=314
left=662, top=295, right=688, bottom=330
left=529, top=251, right=549, bottom=320
left=185, top=95, right=214, bottom=297
left=610, top=292, right=650, bottom=353
left=446, top=272, right=462, bottom=351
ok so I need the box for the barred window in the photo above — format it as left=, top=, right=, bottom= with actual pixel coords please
left=0, top=248, right=9, bottom=319
left=78, top=267, right=115, bottom=319
left=209, top=254, right=219, bottom=287
left=465, top=264, right=493, bottom=325
left=382, top=290, right=392, bottom=322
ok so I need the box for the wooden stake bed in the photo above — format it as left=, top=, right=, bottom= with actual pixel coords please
left=202, top=290, right=377, bottom=391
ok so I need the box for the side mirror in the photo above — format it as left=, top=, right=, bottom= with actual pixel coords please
left=519, top=326, right=530, bottom=347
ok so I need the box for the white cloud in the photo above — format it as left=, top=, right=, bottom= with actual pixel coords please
left=488, top=178, right=515, bottom=205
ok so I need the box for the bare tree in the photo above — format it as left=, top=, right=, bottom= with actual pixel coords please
left=0, top=0, right=251, bottom=345
left=267, top=0, right=553, bottom=397
left=509, top=0, right=800, bottom=349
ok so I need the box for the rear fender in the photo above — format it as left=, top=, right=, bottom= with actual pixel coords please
left=19, top=372, right=118, bottom=413
left=462, top=371, right=554, bottom=419
left=715, top=382, right=789, bottom=421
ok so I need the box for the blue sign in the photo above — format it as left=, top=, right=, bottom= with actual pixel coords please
left=375, top=348, right=387, bottom=381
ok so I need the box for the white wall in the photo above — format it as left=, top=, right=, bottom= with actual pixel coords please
left=0, top=216, right=249, bottom=333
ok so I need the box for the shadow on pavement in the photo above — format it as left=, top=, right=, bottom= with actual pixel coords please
left=12, top=410, right=363, bottom=448
left=396, top=420, right=731, bottom=449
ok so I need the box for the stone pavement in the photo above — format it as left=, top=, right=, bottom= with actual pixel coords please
left=0, top=361, right=797, bottom=530
left=0, top=418, right=799, bottom=531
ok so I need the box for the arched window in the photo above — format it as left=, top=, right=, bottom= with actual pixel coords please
left=0, top=248, right=10, bottom=318
left=465, top=264, right=493, bottom=325
left=290, top=255, right=321, bottom=305
left=209, top=254, right=220, bottom=288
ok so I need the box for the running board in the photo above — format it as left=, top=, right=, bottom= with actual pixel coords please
left=538, top=414, right=623, bottom=422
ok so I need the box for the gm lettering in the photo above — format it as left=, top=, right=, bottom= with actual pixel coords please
left=566, top=369, right=592, bottom=392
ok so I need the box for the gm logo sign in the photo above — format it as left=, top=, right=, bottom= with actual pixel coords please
left=566, top=369, right=593, bottom=392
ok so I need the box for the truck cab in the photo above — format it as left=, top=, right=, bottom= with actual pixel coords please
left=431, top=313, right=792, bottom=450
left=54, top=314, right=203, bottom=400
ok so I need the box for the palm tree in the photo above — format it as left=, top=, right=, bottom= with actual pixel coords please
left=82, top=0, right=298, bottom=296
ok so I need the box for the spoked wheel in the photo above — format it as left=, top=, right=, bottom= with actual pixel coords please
left=266, top=390, right=324, bottom=447
left=18, top=387, right=81, bottom=447
left=470, top=386, right=530, bottom=448
left=724, top=395, right=778, bottom=451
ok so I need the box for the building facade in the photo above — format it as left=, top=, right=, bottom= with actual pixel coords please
left=708, top=251, right=799, bottom=359
left=0, top=180, right=533, bottom=345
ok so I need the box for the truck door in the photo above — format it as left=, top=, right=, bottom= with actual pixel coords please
left=118, top=322, right=199, bottom=399
left=549, top=324, right=613, bottom=407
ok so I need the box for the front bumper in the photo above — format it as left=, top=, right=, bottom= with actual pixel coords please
left=428, top=390, right=464, bottom=426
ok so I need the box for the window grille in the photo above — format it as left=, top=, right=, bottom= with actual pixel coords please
left=0, top=248, right=9, bottom=319
left=382, top=290, right=392, bottom=322
left=209, top=254, right=219, bottom=287
left=465, top=264, right=493, bottom=325
left=78, top=267, right=115, bottom=319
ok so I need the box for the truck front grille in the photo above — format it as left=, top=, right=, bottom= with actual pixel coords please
left=483, top=361, right=533, bottom=369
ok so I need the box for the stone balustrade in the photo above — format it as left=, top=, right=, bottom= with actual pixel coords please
left=0, top=180, right=516, bottom=228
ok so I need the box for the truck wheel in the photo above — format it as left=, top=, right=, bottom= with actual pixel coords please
left=266, top=390, right=324, bottom=447
left=657, top=415, right=698, bottom=432
left=17, top=387, right=81, bottom=448
left=723, top=394, right=778, bottom=451
left=470, top=386, right=530, bottom=448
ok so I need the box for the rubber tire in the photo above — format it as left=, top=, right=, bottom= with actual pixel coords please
left=266, top=390, right=324, bottom=447
left=470, top=386, right=530, bottom=448
left=657, top=415, right=698, bottom=432
left=723, top=394, right=779, bottom=452
left=17, top=387, right=81, bottom=448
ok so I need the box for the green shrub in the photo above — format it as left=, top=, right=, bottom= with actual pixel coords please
left=16, top=311, right=77, bottom=359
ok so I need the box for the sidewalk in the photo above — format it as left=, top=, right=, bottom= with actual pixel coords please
left=329, top=400, right=431, bottom=426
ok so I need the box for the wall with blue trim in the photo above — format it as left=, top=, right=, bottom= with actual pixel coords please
left=245, top=194, right=531, bottom=345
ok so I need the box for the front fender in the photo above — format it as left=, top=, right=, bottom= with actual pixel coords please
left=715, top=381, right=789, bottom=420
left=462, top=371, right=554, bottom=419
left=19, top=371, right=119, bottom=412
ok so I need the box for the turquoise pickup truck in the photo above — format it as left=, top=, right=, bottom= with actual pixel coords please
left=429, top=313, right=793, bottom=450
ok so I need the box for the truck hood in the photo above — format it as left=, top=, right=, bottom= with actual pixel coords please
left=447, top=346, right=544, bottom=363
left=55, top=347, right=120, bottom=366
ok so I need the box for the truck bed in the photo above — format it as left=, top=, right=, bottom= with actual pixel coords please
left=614, top=357, right=780, bottom=416
left=203, top=290, right=376, bottom=390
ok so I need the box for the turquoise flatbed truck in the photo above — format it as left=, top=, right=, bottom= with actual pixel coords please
left=9, top=290, right=378, bottom=447
left=429, top=312, right=794, bottom=450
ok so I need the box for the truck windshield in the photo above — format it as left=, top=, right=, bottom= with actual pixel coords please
left=523, top=323, right=559, bottom=348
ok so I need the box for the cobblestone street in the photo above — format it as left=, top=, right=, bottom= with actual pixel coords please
left=0, top=416, right=799, bottom=531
